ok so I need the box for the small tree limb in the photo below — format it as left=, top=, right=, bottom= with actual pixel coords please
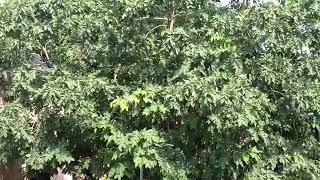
left=145, top=24, right=167, bottom=38
left=169, top=0, right=176, bottom=30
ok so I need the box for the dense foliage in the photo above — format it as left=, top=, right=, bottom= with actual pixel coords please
left=1, top=0, right=320, bottom=179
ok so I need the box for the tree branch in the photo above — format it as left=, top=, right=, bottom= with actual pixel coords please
left=136, top=16, right=167, bottom=21
left=169, top=0, right=176, bottom=30
left=145, top=24, right=167, bottom=38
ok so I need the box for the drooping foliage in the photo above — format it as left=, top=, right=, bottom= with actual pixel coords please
left=1, top=0, right=320, bottom=179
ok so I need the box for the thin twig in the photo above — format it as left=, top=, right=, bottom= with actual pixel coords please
left=145, top=24, right=167, bottom=38
left=271, top=89, right=285, bottom=96
left=170, top=13, right=181, bottom=20
left=136, top=17, right=167, bottom=21
left=137, top=14, right=181, bottom=22
left=113, top=63, right=121, bottom=82
left=42, top=41, right=50, bottom=61
left=77, top=80, right=81, bottom=89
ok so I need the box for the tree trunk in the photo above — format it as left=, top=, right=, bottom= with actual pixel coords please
left=0, top=160, right=24, bottom=180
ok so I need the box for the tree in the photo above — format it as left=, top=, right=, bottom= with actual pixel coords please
left=1, top=0, right=320, bottom=179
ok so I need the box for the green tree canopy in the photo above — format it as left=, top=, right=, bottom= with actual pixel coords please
left=1, top=0, right=320, bottom=179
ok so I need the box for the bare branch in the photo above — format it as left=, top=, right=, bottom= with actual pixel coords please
left=136, top=16, right=167, bottom=21
left=169, top=0, right=176, bottom=30
left=42, top=43, right=50, bottom=61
